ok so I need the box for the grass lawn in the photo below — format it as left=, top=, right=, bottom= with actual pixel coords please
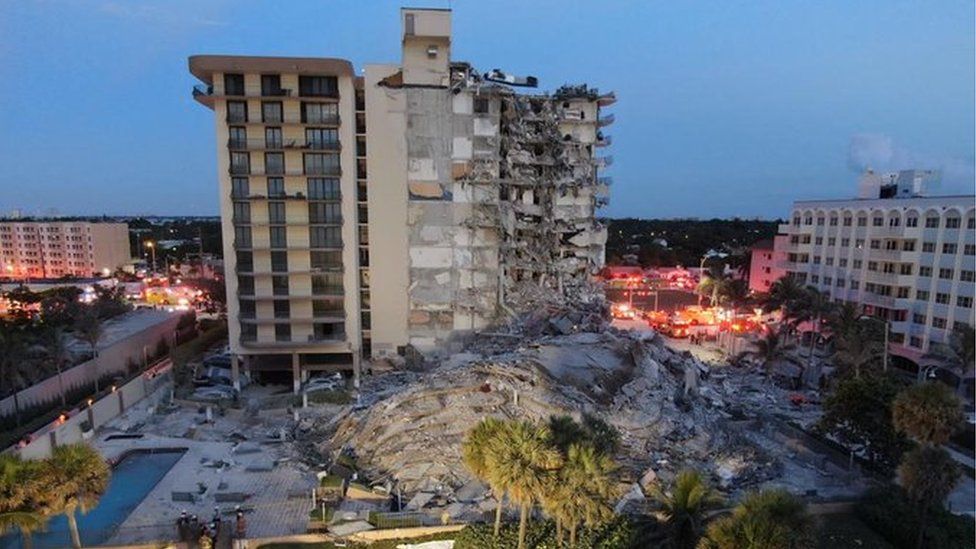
left=258, top=532, right=458, bottom=549
left=817, top=512, right=893, bottom=549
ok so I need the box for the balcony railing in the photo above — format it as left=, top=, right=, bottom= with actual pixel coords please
left=595, top=134, right=612, bottom=147
left=595, top=155, right=613, bottom=168
left=192, top=84, right=214, bottom=98
left=306, top=166, right=342, bottom=176
left=597, top=113, right=615, bottom=127
left=597, top=176, right=613, bottom=186
left=227, top=138, right=341, bottom=151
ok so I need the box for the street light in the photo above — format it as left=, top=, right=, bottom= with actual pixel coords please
left=697, top=250, right=728, bottom=307
left=145, top=241, right=156, bottom=274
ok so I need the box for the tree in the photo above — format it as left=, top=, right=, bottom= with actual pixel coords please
left=0, top=455, right=49, bottom=549
left=892, top=382, right=963, bottom=446
left=0, top=329, right=28, bottom=427
left=489, top=420, right=562, bottom=549
left=744, top=331, right=795, bottom=379
left=898, top=446, right=961, bottom=549
left=74, top=311, right=105, bottom=394
left=36, top=326, right=73, bottom=408
left=699, top=489, right=813, bottom=549
left=923, top=324, right=976, bottom=395
left=762, top=276, right=806, bottom=326
left=42, top=444, right=110, bottom=549
left=561, top=444, right=616, bottom=546
left=793, top=287, right=834, bottom=383
left=697, top=265, right=730, bottom=308
left=828, top=304, right=885, bottom=378
left=817, top=374, right=908, bottom=471
left=462, top=417, right=508, bottom=538
left=649, top=469, right=723, bottom=549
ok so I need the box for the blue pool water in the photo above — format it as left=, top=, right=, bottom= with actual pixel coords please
left=0, top=448, right=185, bottom=549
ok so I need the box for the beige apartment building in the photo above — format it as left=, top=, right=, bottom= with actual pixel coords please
left=190, top=7, right=612, bottom=391
left=0, top=221, right=130, bottom=280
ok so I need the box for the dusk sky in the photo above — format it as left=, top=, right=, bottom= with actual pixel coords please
left=0, top=0, right=972, bottom=219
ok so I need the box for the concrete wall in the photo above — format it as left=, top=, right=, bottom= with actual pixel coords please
left=0, top=312, right=181, bottom=418
left=16, top=364, right=172, bottom=461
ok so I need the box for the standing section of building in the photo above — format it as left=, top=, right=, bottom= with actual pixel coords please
left=190, top=7, right=611, bottom=386
left=189, top=57, right=362, bottom=391
left=747, top=236, right=787, bottom=293
left=772, top=171, right=975, bottom=362
left=0, top=221, right=130, bottom=280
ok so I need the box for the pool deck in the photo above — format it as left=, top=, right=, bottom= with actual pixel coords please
left=94, top=390, right=316, bottom=546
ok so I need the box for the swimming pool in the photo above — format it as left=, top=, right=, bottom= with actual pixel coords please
left=0, top=448, right=186, bottom=549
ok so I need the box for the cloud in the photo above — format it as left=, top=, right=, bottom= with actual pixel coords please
left=98, top=1, right=226, bottom=28
left=847, top=133, right=975, bottom=194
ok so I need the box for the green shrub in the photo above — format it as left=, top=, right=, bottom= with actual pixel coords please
left=856, top=485, right=974, bottom=549
left=454, top=517, right=640, bottom=549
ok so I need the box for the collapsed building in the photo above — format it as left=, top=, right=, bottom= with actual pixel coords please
left=190, top=7, right=612, bottom=391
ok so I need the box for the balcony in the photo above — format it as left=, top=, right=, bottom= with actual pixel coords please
left=597, top=176, right=613, bottom=186
left=868, top=248, right=902, bottom=261
left=596, top=92, right=617, bottom=106
left=595, top=134, right=612, bottom=147
left=597, top=113, right=615, bottom=127
left=262, top=88, right=293, bottom=97
left=244, top=192, right=309, bottom=201
left=305, top=166, right=342, bottom=177
left=594, top=155, right=613, bottom=168
left=227, top=138, right=340, bottom=151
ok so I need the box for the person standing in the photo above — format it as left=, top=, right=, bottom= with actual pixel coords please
left=235, top=509, right=248, bottom=549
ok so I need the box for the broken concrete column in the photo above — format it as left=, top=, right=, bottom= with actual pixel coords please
left=683, top=362, right=699, bottom=397
left=231, top=354, right=241, bottom=392
left=292, top=353, right=301, bottom=395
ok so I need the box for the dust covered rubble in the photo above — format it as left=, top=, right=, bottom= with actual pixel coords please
left=303, top=327, right=788, bottom=511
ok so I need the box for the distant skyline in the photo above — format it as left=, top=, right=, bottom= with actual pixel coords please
left=0, top=0, right=972, bottom=218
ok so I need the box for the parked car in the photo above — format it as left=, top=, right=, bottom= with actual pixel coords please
left=304, top=373, right=344, bottom=393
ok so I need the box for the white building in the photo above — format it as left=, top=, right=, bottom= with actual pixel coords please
left=0, top=221, right=131, bottom=280
left=774, top=171, right=975, bottom=365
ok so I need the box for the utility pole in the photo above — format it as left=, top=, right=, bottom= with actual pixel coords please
left=883, top=320, right=889, bottom=372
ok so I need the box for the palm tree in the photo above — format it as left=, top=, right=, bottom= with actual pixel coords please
left=763, top=276, right=806, bottom=326
left=745, top=331, right=796, bottom=380
left=74, top=311, right=105, bottom=394
left=36, top=326, right=73, bottom=407
left=648, top=469, right=723, bottom=549
left=0, top=455, right=47, bottom=549
left=0, top=330, right=28, bottom=427
left=699, top=489, right=813, bottom=549
left=489, top=420, right=562, bottom=549
left=922, top=324, right=976, bottom=395
left=461, top=417, right=508, bottom=538
left=793, top=287, right=834, bottom=385
left=42, top=444, right=110, bottom=549
left=897, top=445, right=960, bottom=549
left=697, top=265, right=730, bottom=308
left=892, top=382, right=963, bottom=447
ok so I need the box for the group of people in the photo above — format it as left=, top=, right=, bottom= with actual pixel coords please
left=176, top=506, right=248, bottom=548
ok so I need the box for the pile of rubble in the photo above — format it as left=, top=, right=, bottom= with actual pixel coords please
left=300, top=318, right=810, bottom=513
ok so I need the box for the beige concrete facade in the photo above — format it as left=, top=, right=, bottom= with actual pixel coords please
left=0, top=221, right=130, bottom=280
left=190, top=7, right=611, bottom=381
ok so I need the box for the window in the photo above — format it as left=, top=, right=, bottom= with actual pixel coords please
left=223, top=73, right=244, bottom=95
left=304, top=153, right=339, bottom=175
left=823, top=276, right=833, bottom=285
left=942, top=243, right=957, bottom=254
left=265, top=152, right=285, bottom=175
left=903, top=240, right=915, bottom=251
left=262, top=102, right=283, bottom=123
left=829, top=217, right=838, bottom=227
left=888, top=217, right=900, bottom=227
left=232, top=201, right=250, bottom=224
left=230, top=152, right=250, bottom=175
left=234, top=226, right=252, bottom=248
left=843, top=216, right=852, bottom=227
left=810, top=275, right=819, bottom=283
left=237, top=275, right=254, bottom=295
left=308, top=178, right=340, bottom=200
left=827, top=237, right=836, bottom=246
left=310, top=226, right=341, bottom=248
left=935, top=292, right=950, bottom=305
left=969, top=218, right=975, bottom=229
left=909, top=336, right=922, bottom=348
left=261, top=74, right=283, bottom=96
left=299, top=76, right=338, bottom=97
left=229, top=126, right=247, bottom=149
left=269, top=226, right=287, bottom=247
left=836, top=279, right=846, bottom=288
left=817, top=217, right=825, bottom=226
left=825, top=257, right=834, bottom=266
left=896, top=287, right=910, bottom=298
left=839, top=258, right=848, bottom=267
left=938, top=268, right=953, bottom=280
left=310, top=250, right=342, bottom=271
left=792, top=216, right=801, bottom=226
left=813, top=256, right=821, bottom=265
left=239, top=300, right=255, bottom=319
left=309, top=202, right=341, bottom=224
left=802, top=235, right=811, bottom=244
left=312, top=272, right=343, bottom=294
left=906, top=217, right=918, bottom=227
left=804, top=216, right=813, bottom=225
left=958, top=296, right=973, bottom=308
left=932, top=317, right=947, bottom=329
left=272, top=275, right=289, bottom=295
left=922, top=242, right=935, bottom=253
left=236, top=251, right=253, bottom=272
left=919, top=266, right=932, bottom=277
left=913, top=313, right=926, bottom=324
left=872, top=217, right=883, bottom=227
left=306, top=128, right=339, bottom=149
left=231, top=177, right=249, bottom=198
left=855, top=239, right=865, bottom=249
left=273, top=299, right=290, bottom=319
left=961, top=270, right=975, bottom=282
left=227, top=101, right=247, bottom=123
left=268, top=201, right=286, bottom=223
left=815, top=237, right=823, bottom=245
left=916, top=290, right=929, bottom=301
left=302, top=102, right=339, bottom=124
left=265, top=127, right=283, bottom=149
left=474, top=97, right=490, bottom=114
left=267, top=177, right=285, bottom=197
left=850, top=280, right=860, bottom=290
left=853, top=259, right=862, bottom=269
left=945, top=217, right=961, bottom=229
left=313, top=300, right=343, bottom=316
left=841, top=238, right=850, bottom=247
left=857, top=217, right=867, bottom=227
left=925, top=217, right=939, bottom=228
left=867, top=261, right=878, bottom=271
left=869, top=239, right=880, bottom=249
left=966, top=244, right=976, bottom=256
left=275, top=323, right=291, bottom=342
left=900, top=264, right=912, bottom=275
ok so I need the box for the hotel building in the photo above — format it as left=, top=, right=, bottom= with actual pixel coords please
left=0, top=221, right=130, bottom=280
